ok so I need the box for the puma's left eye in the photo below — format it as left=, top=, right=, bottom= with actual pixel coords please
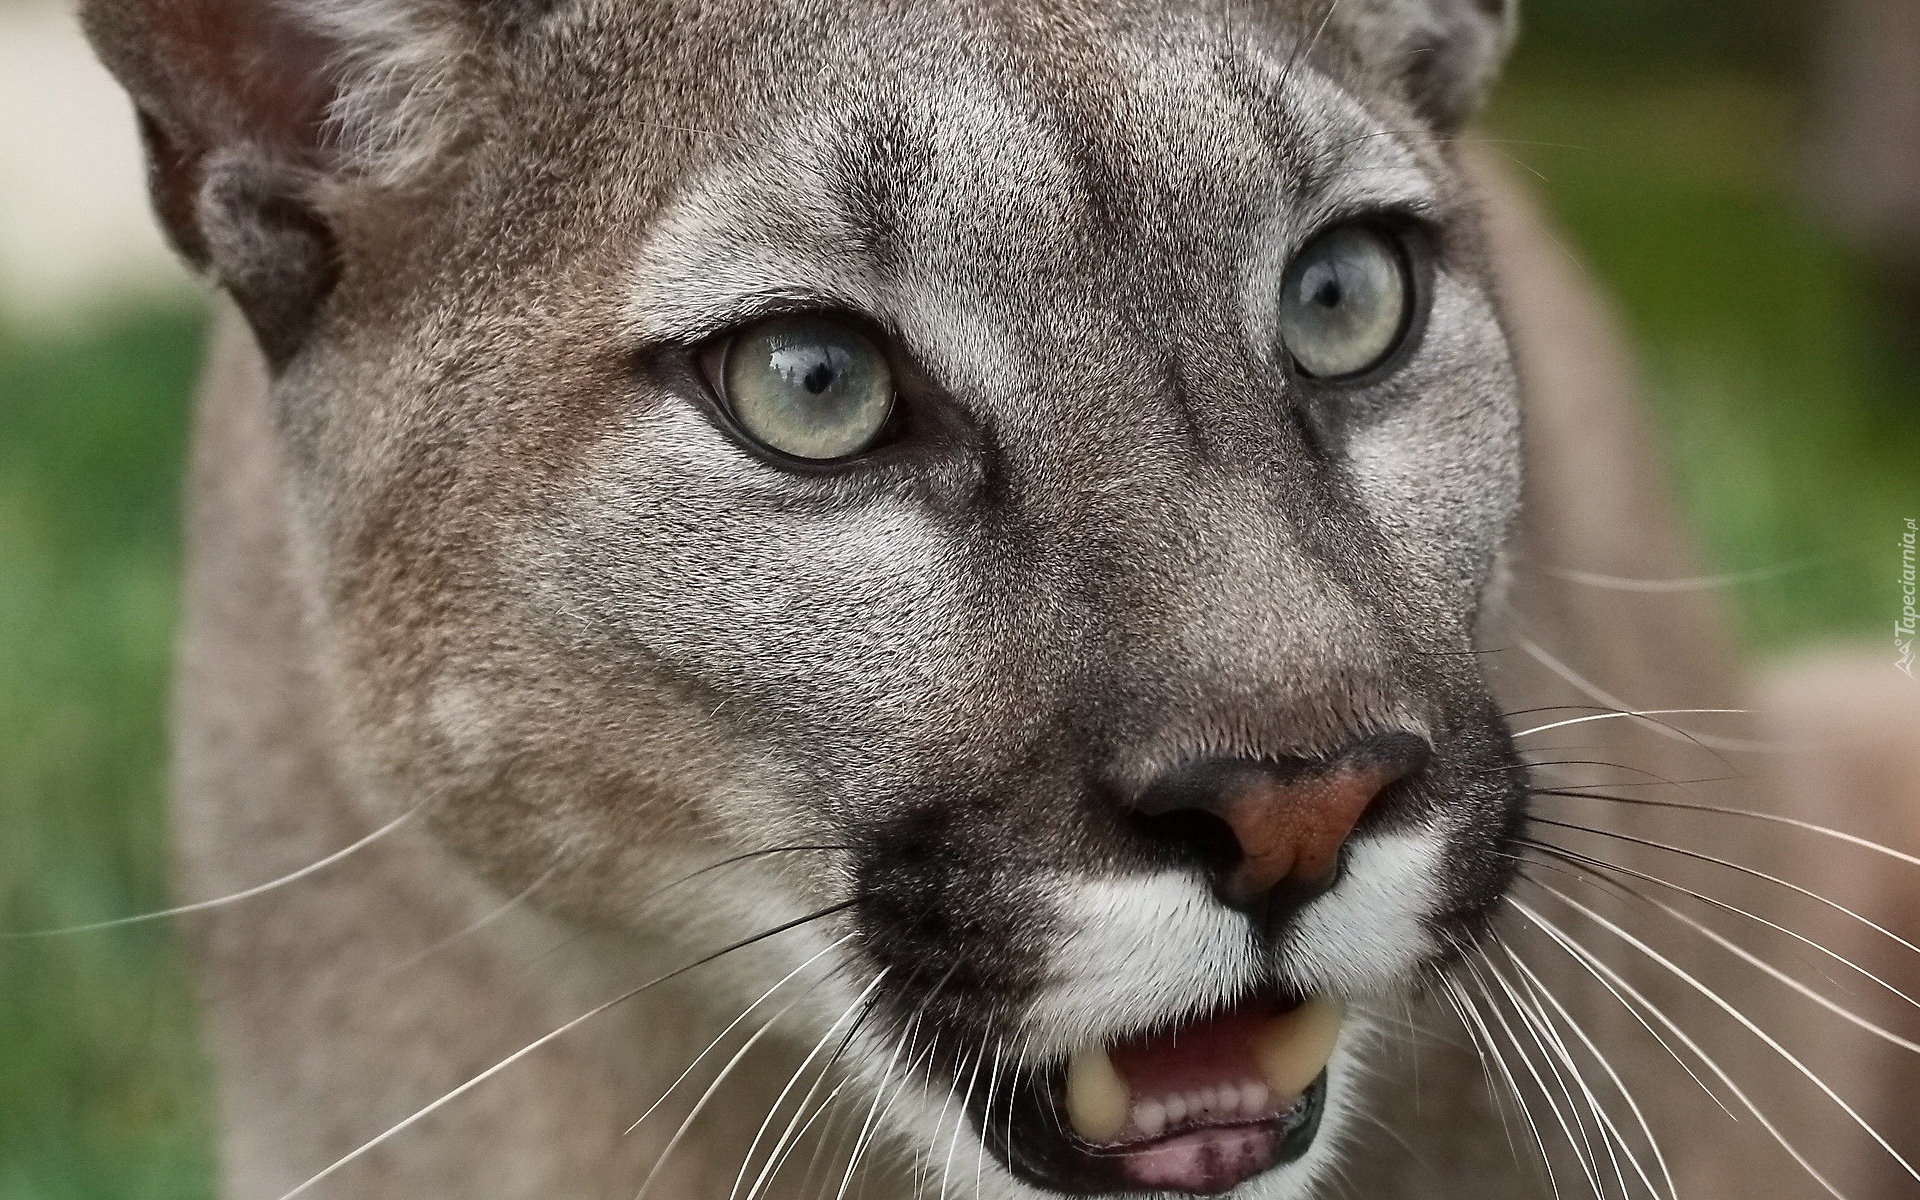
left=718, top=315, right=895, bottom=462
left=1279, top=223, right=1414, bottom=381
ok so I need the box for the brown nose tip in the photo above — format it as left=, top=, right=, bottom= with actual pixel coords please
left=1131, top=733, right=1431, bottom=917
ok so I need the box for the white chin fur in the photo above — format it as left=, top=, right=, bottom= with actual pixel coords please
left=1020, top=870, right=1261, bottom=1056
left=1280, top=826, right=1448, bottom=993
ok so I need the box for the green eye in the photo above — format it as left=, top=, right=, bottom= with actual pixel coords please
left=719, top=315, right=895, bottom=461
left=1278, top=223, right=1413, bottom=381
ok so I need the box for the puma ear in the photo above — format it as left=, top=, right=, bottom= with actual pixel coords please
left=1330, top=0, right=1519, bottom=131
left=80, top=0, right=502, bottom=366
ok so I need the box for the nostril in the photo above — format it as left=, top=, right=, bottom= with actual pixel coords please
left=1129, top=805, right=1243, bottom=878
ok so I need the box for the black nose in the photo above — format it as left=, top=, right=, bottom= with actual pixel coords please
left=1127, top=732, right=1431, bottom=932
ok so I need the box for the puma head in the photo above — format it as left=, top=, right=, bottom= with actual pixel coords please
left=87, top=0, right=1524, bottom=1194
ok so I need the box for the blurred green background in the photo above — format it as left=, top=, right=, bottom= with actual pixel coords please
left=0, top=1, right=1913, bottom=1197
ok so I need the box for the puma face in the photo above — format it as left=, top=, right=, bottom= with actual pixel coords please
left=94, top=0, right=1524, bottom=1194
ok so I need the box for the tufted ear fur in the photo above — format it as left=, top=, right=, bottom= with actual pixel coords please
left=1329, top=0, right=1519, bottom=132
left=80, top=0, right=509, bottom=366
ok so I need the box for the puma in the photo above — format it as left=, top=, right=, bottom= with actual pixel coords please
left=80, top=0, right=1920, bottom=1196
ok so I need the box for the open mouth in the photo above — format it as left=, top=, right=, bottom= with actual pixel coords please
left=977, top=994, right=1343, bottom=1195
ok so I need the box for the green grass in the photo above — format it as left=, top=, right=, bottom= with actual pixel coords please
left=0, top=305, right=213, bottom=1200
left=1488, top=61, right=1919, bottom=650
left=0, top=60, right=1912, bottom=1200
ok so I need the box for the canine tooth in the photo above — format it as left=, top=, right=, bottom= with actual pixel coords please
left=1135, top=1098, right=1168, bottom=1137
left=1163, top=1094, right=1189, bottom=1123
left=1253, top=997, right=1345, bottom=1099
left=1065, top=1045, right=1130, bottom=1143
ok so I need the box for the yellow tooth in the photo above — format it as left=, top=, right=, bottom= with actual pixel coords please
left=1064, top=1044, right=1130, bottom=1144
left=1253, top=997, right=1345, bottom=1100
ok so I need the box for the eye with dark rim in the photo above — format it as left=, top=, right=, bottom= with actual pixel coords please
left=1278, top=221, right=1422, bottom=383
left=706, top=313, right=898, bottom=463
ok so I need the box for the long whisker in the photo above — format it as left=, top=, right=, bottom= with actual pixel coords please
left=1506, top=949, right=1642, bottom=1200
left=973, top=1041, right=1008, bottom=1200
left=1440, top=973, right=1563, bottom=1200
left=1525, top=812, right=1920, bottom=961
left=1508, top=709, right=1754, bottom=742
left=1534, top=789, right=1920, bottom=871
left=1509, top=895, right=1850, bottom=1200
left=517, top=845, right=849, bottom=976
left=372, top=864, right=560, bottom=983
left=6, top=809, right=416, bottom=938
left=750, top=967, right=923, bottom=1200
left=1497, top=619, right=1785, bottom=755
left=1521, top=837, right=1920, bottom=1014
left=276, top=899, right=856, bottom=1200
left=1350, top=999, right=1474, bottom=1051
left=730, top=972, right=889, bottom=1200
left=912, top=1031, right=970, bottom=1199
left=1526, top=847, right=1920, bottom=1055
left=1527, top=879, right=1920, bottom=1186
left=633, top=990, right=818, bottom=1200
left=626, top=935, right=851, bottom=1134
left=1485, top=946, right=1663, bottom=1200
left=834, top=967, right=964, bottom=1200
left=1500, top=943, right=1679, bottom=1200
left=1519, top=553, right=1847, bottom=594
left=1462, top=954, right=1611, bottom=1199
left=938, top=1044, right=989, bottom=1200
left=1277, top=0, right=1344, bottom=97
left=1429, top=958, right=1528, bottom=1167
left=834, top=1016, right=927, bottom=1200
left=1504, top=856, right=1738, bottom=1117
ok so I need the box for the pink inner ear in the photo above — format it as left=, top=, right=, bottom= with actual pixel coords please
left=160, top=0, right=341, bottom=159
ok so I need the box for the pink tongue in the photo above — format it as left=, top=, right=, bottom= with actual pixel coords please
left=1107, top=998, right=1284, bottom=1098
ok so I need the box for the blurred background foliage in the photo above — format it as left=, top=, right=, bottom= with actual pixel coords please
left=0, top=1, right=1912, bottom=1196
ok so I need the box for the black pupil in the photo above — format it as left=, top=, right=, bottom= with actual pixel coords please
left=1312, top=274, right=1344, bottom=310
left=802, top=359, right=836, bottom=395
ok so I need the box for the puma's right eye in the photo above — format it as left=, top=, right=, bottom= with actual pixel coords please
left=1278, top=223, right=1415, bottom=381
left=717, top=315, right=895, bottom=462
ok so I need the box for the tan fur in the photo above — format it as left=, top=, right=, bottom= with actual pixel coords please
left=79, top=0, right=1912, bottom=1191
left=170, top=148, right=1920, bottom=1197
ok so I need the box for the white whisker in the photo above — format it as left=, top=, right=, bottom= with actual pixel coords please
left=1488, top=946, right=1668, bottom=1200
left=7, top=809, right=415, bottom=938
left=937, top=1045, right=988, bottom=1200
left=1538, top=791, right=1920, bottom=871
left=1502, top=944, right=1679, bottom=1200
left=1463, top=954, right=1611, bottom=1199
left=1527, top=814, right=1920, bottom=962
left=1510, top=896, right=1850, bottom=1200
left=1543, top=857, right=1920, bottom=1055
left=632, top=992, right=812, bottom=1200
left=372, top=864, right=560, bottom=983
left=1530, top=883, right=1920, bottom=1186
left=1524, top=838, right=1920, bottom=1015
left=1498, top=620, right=1787, bottom=755
left=730, top=971, right=888, bottom=1200
left=1509, top=709, right=1754, bottom=742
left=1443, top=972, right=1565, bottom=1200
left=274, top=900, right=854, bottom=1200
left=627, top=935, right=850, bottom=1135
